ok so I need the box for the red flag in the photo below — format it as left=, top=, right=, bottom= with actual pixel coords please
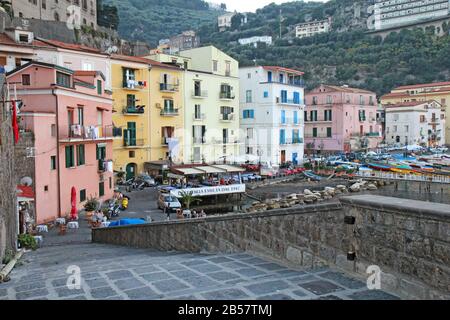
left=11, top=101, right=19, bottom=144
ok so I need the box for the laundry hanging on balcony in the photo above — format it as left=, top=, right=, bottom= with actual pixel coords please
left=11, top=100, right=19, bottom=144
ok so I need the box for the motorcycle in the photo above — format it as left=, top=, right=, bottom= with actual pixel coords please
left=121, top=196, right=129, bottom=211
left=107, top=200, right=120, bottom=218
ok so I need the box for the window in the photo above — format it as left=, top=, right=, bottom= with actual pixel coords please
left=324, top=110, right=332, bottom=121
left=304, top=111, right=308, bottom=122
left=56, top=72, right=71, bottom=88
left=263, top=91, right=269, bottom=98
left=310, top=110, right=318, bottom=121
left=405, top=125, right=409, bottom=132
left=359, top=95, right=364, bottom=105
left=51, top=156, right=57, bottom=170
left=213, top=60, right=218, bottom=72
left=127, top=94, right=136, bottom=108
left=65, top=145, right=75, bottom=168
left=99, top=182, right=105, bottom=197
left=243, top=110, right=254, bottom=119
left=96, top=144, right=106, bottom=160
left=326, top=95, right=332, bottom=104
left=293, top=111, right=298, bottom=124
left=194, top=104, right=202, bottom=119
left=109, top=177, right=112, bottom=190
left=312, top=96, right=318, bottom=105
left=393, top=125, right=397, bottom=132
left=246, top=90, right=252, bottom=103
left=247, top=73, right=251, bottom=79
left=292, top=129, right=300, bottom=143
left=80, top=189, right=86, bottom=203
left=225, top=61, right=231, bottom=76
left=194, top=80, right=202, bottom=96
left=281, top=110, right=286, bottom=124
left=129, top=151, right=135, bottom=158
left=44, top=185, right=48, bottom=192
left=312, top=128, right=318, bottom=138
left=51, top=124, right=56, bottom=137
left=280, top=129, right=286, bottom=144
left=97, top=80, right=102, bottom=95
left=280, top=90, right=287, bottom=103
left=77, top=108, right=84, bottom=125
left=327, top=127, right=332, bottom=138
left=123, top=68, right=136, bottom=87
left=22, top=74, right=30, bottom=85
left=77, top=144, right=85, bottom=166
left=293, top=92, right=301, bottom=104
left=222, top=128, right=229, bottom=144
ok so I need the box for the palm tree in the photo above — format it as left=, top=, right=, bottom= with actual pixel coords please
left=179, top=191, right=201, bottom=210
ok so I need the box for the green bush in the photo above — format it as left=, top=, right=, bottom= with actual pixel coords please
left=18, top=234, right=37, bottom=251
left=84, top=196, right=99, bottom=212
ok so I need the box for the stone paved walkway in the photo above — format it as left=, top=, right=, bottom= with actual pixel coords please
left=0, top=244, right=400, bottom=300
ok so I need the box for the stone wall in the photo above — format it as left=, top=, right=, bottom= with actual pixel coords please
left=341, top=195, right=450, bottom=299
left=92, top=195, right=450, bottom=299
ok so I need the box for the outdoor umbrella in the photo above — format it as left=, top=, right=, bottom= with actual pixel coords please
left=70, top=186, right=78, bottom=220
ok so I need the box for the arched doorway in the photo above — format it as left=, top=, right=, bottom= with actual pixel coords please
left=126, top=163, right=137, bottom=181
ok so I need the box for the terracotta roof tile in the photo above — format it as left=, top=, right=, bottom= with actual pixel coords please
left=262, top=66, right=304, bottom=76
left=395, top=81, right=450, bottom=90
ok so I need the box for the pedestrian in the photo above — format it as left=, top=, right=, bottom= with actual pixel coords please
left=166, top=203, right=171, bottom=221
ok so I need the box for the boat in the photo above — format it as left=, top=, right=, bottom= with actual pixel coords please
left=367, top=163, right=392, bottom=171
left=303, top=170, right=322, bottom=181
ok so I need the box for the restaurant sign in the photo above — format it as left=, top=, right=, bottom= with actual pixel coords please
left=170, top=184, right=246, bottom=198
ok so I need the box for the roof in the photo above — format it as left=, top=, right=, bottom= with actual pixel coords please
left=111, top=54, right=181, bottom=70
left=0, top=33, right=50, bottom=48
left=36, top=38, right=104, bottom=54
left=321, top=85, right=374, bottom=94
left=262, top=66, right=304, bottom=76
left=6, top=61, right=74, bottom=77
left=395, top=81, right=450, bottom=90
left=17, top=185, right=34, bottom=200
left=384, top=100, right=438, bottom=108
left=74, top=70, right=106, bottom=81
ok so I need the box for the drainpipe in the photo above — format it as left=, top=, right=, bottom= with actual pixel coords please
left=52, top=88, right=62, bottom=218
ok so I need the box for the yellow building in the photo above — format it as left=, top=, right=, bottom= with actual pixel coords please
left=381, top=81, right=450, bottom=146
left=148, top=61, right=185, bottom=163
left=111, top=54, right=151, bottom=180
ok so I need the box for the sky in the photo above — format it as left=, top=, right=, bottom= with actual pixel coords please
left=210, top=0, right=328, bottom=13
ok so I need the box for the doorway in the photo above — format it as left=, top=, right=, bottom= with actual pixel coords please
left=126, top=163, right=137, bottom=181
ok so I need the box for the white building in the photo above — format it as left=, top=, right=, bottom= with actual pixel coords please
left=295, top=18, right=332, bottom=38
left=373, top=0, right=450, bottom=31
left=238, top=36, right=272, bottom=48
left=239, top=66, right=305, bottom=167
left=384, top=100, right=446, bottom=147
left=218, top=13, right=235, bottom=31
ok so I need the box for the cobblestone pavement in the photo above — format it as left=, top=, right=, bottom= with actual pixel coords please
left=0, top=244, right=400, bottom=300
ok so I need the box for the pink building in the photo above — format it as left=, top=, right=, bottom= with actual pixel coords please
left=304, top=85, right=382, bottom=154
left=7, top=62, right=114, bottom=224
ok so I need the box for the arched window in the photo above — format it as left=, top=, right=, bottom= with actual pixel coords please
left=54, top=12, right=60, bottom=22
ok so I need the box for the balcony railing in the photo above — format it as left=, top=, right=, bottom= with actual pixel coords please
left=159, top=83, right=179, bottom=92
left=276, top=97, right=302, bottom=105
left=429, top=118, right=440, bottom=124
left=219, top=114, right=235, bottom=122
left=193, top=137, right=206, bottom=144
left=160, top=109, right=179, bottom=116
left=264, top=79, right=305, bottom=87
left=161, top=137, right=176, bottom=145
left=219, top=92, right=235, bottom=100
left=193, top=114, right=206, bottom=121
left=192, top=90, right=208, bottom=98
left=123, top=80, right=146, bottom=90
left=123, top=138, right=145, bottom=147
left=60, top=125, right=114, bottom=141
left=304, top=134, right=333, bottom=139
left=123, top=105, right=145, bottom=115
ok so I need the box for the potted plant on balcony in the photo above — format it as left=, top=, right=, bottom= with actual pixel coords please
left=84, top=196, right=99, bottom=220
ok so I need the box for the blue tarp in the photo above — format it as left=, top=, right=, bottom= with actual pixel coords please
left=108, top=219, right=146, bottom=227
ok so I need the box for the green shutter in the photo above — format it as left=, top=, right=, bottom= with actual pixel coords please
left=99, top=182, right=105, bottom=197
left=65, top=146, right=74, bottom=168
left=97, top=80, right=102, bottom=95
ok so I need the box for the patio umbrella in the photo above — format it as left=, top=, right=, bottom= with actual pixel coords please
left=70, top=186, right=78, bottom=220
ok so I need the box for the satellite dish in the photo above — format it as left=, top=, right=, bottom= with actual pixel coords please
left=20, top=176, right=33, bottom=187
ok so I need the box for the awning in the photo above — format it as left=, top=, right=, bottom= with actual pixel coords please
left=175, top=167, right=205, bottom=175
left=195, top=166, right=227, bottom=174
left=211, top=164, right=246, bottom=173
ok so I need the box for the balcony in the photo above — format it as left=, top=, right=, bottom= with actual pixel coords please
left=292, top=138, right=304, bottom=144
left=429, top=118, right=440, bottom=124
left=192, top=90, right=208, bottom=98
left=159, top=83, right=179, bottom=92
left=276, top=97, right=302, bottom=105
left=219, top=92, right=235, bottom=100
left=123, top=138, right=145, bottom=148
left=60, top=125, right=114, bottom=142
left=98, top=159, right=106, bottom=173
left=193, top=137, right=206, bottom=144
left=264, top=79, right=305, bottom=88
left=359, top=117, right=367, bottom=122
left=304, top=134, right=333, bottom=139
left=123, top=80, right=146, bottom=90
left=160, top=108, right=179, bottom=116
left=365, top=132, right=381, bottom=137
left=161, top=137, right=176, bottom=145
left=193, top=114, right=206, bottom=121
left=219, top=114, right=235, bottom=122
left=123, top=105, right=145, bottom=115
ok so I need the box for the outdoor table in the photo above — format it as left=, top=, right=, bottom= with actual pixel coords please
left=56, top=218, right=66, bottom=225
left=36, top=225, right=48, bottom=233
left=67, top=221, right=79, bottom=229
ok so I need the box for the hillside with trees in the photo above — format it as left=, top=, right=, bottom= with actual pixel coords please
left=103, top=0, right=224, bottom=46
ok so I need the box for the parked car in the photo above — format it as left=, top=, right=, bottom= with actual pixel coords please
left=157, top=194, right=182, bottom=212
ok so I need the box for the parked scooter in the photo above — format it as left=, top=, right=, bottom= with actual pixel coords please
left=107, top=200, right=120, bottom=218
left=121, top=196, right=129, bottom=211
